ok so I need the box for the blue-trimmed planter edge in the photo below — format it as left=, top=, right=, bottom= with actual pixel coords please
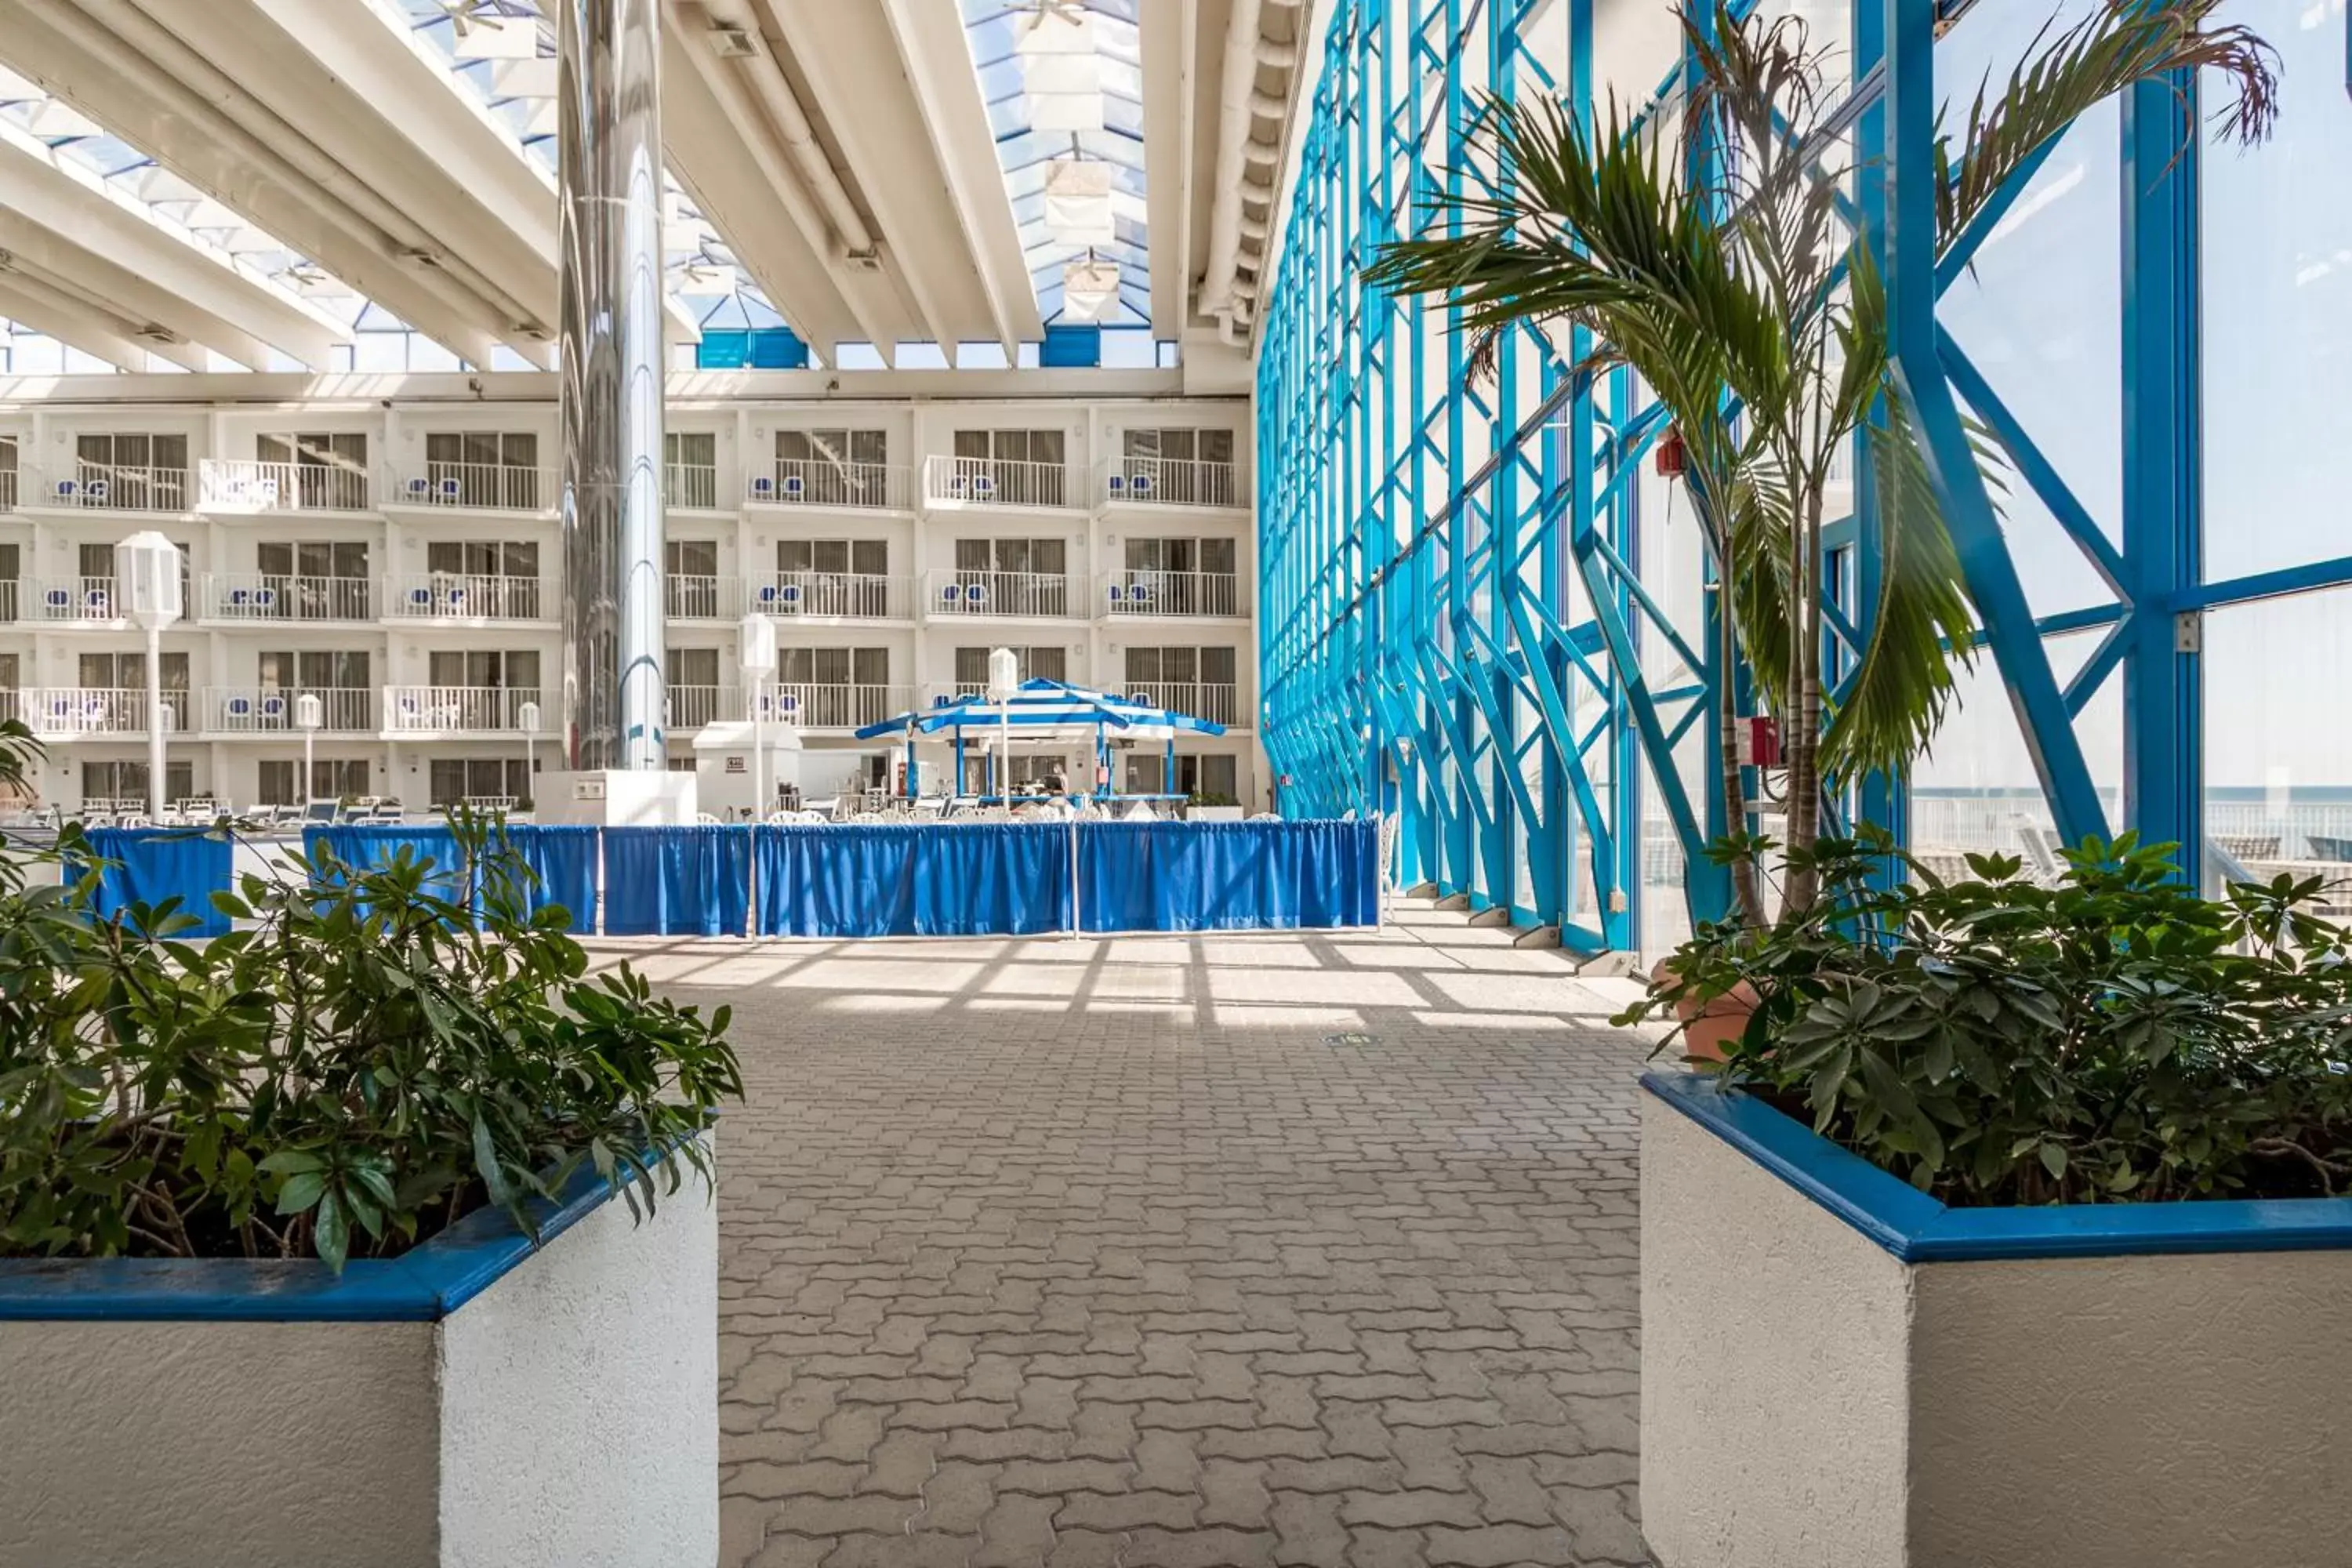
left=0, top=1136, right=709, bottom=1323
left=1641, top=1070, right=2352, bottom=1264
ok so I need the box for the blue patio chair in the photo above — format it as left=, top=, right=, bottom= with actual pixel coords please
left=86, top=479, right=109, bottom=504
left=52, top=479, right=77, bottom=502
left=43, top=588, right=69, bottom=612
left=254, top=586, right=278, bottom=610
left=228, top=587, right=252, bottom=608
left=406, top=477, right=432, bottom=501
left=1108, top=474, right=1127, bottom=496
left=437, top=477, right=462, bottom=503
left=782, top=474, right=805, bottom=498
left=226, top=696, right=252, bottom=718
left=779, top=583, right=802, bottom=605
left=939, top=583, right=963, bottom=604
left=751, top=474, right=776, bottom=499
left=1107, top=583, right=1125, bottom=604
left=972, top=472, right=996, bottom=499
left=1129, top=583, right=1152, bottom=605
left=84, top=587, right=111, bottom=615
left=1131, top=473, right=1155, bottom=498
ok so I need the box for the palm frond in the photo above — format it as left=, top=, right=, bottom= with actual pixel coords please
left=1938, top=0, right=2278, bottom=253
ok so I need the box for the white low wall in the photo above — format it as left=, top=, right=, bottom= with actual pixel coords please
left=0, top=1138, right=717, bottom=1568
left=1641, top=1087, right=2352, bottom=1568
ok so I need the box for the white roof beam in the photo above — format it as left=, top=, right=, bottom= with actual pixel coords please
left=0, top=270, right=201, bottom=371
left=1142, top=0, right=1195, bottom=337
left=0, top=124, right=344, bottom=368
left=879, top=0, right=1047, bottom=354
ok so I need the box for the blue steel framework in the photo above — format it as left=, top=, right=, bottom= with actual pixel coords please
left=1257, top=0, right=2352, bottom=952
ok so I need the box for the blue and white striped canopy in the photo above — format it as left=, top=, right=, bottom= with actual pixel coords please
left=853, top=678, right=1227, bottom=741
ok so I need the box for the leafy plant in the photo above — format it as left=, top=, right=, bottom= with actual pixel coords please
left=1363, top=1, right=2276, bottom=922
left=1187, top=792, right=1242, bottom=809
left=1621, top=831, right=2352, bottom=1205
left=0, top=724, right=742, bottom=1270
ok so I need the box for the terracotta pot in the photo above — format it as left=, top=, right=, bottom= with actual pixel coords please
left=1650, top=953, right=1759, bottom=1063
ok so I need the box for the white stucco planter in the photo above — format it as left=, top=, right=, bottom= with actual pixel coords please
left=0, top=1135, right=718, bottom=1568
left=1185, top=805, right=1247, bottom=822
left=1640, top=1075, right=2352, bottom=1568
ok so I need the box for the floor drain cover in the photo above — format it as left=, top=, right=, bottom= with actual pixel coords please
left=1324, top=1032, right=1379, bottom=1047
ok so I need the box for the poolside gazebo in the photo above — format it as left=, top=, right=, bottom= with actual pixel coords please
left=854, top=678, right=1229, bottom=800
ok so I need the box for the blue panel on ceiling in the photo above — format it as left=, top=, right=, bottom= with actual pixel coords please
left=747, top=328, right=808, bottom=369
left=1040, top=325, right=1102, bottom=367
left=695, top=330, right=748, bottom=369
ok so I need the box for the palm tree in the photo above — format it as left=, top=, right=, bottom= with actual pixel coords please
left=1364, top=1, right=2274, bottom=925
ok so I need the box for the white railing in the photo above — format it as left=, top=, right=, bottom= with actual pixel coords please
left=13, top=687, right=189, bottom=735
left=43, top=463, right=191, bottom=512
left=1102, top=570, right=1243, bottom=617
left=666, top=462, right=721, bottom=510
left=923, top=455, right=1076, bottom=510
left=0, top=579, right=16, bottom=622
left=1121, top=681, right=1240, bottom=727
left=390, top=462, right=554, bottom=512
left=666, top=575, right=735, bottom=619
left=31, top=576, right=121, bottom=621
left=198, top=459, right=371, bottom=514
left=754, top=683, right=912, bottom=730
left=749, top=459, right=909, bottom=512
left=747, top=572, right=909, bottom=619
left=0, top=468, right=17, bottom=510
left=1103, top=456, right=1241, bottom=509
left=382, top=685, right=545, bottom=733
left=926, top=569, right=1075, bottom=618
left=203, top=687, right=372, bottom=733
left=385, top=573, right=546, bottom=620
left=205, top=573, right=374, bottom=622
left=666, top=684, right=735, bottom=728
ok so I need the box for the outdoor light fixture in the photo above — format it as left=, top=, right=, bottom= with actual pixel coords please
left=1062, top=257, right=1122, bottom=324
left=295, top=692, right=323, bottom=802
left=518, top=700, right=543, bottom=797
left=740, top=612, right=779, bottom=818
left=1044, top=160, right=1116, bottom=245
left=114, top=532, right=182, bottom=815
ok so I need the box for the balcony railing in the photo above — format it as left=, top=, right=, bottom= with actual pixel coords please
left=385, top=573, right=545, bottom=621
left=749, top=459, right=910, bottom=512
left=926, top=569, right=1074, bottom=619
left=390, top=462, right=553, bottom=512
left=31, top=576, right=121, bottom=621
left=1121, top=681, right=1240, bottom=727
left=923, top=455, right=1075, bottom=510
left=666, top=462, right=720, bottom=510
left=383, top=685, right=545, bottom=733
left=198, top=459, right=372, bottom=514
left=747, top=572, right=909, bottom=619
left=1102, top=570, right=1243, bottom=617
left=205, top=573, right=374, bottom=622
left=0, top=579, right=15, bottom=622
left=666, top=684, right=735, bottom=728
left=203, top=687, right=373, bottom=733
left=42, top=463, right=191, bottom=512
left=14, top=687, right=190, bottom=735
left=1103, top=456, right=1241, bottom=509
left=666, top=575, right=735, bottom=619
left=753, top=683, right=912, bottom=730
left=0, top=468, right=17, bottom=510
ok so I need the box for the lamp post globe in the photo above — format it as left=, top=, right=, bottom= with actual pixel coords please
left=518, top=702, right=543, bottom=808
left=739, top=614, right=779, bottom=820
left=295, top=692, right=323, bottom=804
left=114, top=532, right=182, bottom=815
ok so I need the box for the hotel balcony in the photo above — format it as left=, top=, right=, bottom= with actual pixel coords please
left=386, top=463, right=557, bottom=514
left=746, top=459, right=910, bottom=513
left=1100, top=569, right=1244, bottom=619
left=755, top=682, right=912, bottom=731
left=666, top=575, right=737, bottom=621
left=381, top=685, right=547, bottom=735
left=9, top=686, right=190, bottom=736
left=383, top=573, right=547, bottom=622
left=921, top=455, right=1078, bottom=511
left=202, top=573, right=375, bottom=623
left=197, top=459, right=372, bottom=515
left=31, top=463, right=191, bottom=514
left=665, top=461, right=723, bottom=512
left=924, top=569, right=1076, bottom=620
left=1101, top=456, right=1242, bottom=510
left=202, top=687, right=374, bottom=734
left=28, top=576, right=123, bottom=622
left=1121, top=680, right=1242, bottom=728
left=746, top=572, right=911, bottom=621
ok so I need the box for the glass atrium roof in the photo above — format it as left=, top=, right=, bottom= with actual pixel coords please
left=960, top=0, right=1150, bottom=328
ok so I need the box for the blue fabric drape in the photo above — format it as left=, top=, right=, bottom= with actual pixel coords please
left=303, top=825, right=471, bottom=922
left=602, top=826, right=751, bottom=936
left=495, top=825, right=599, bottom=933
left=755, top=823, right=1072, bottom=938
left=76, top=828, right=233, bottom=937
left=1078, top=819, right=1377, bottom=933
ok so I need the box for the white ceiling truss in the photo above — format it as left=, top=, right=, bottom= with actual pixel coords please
left=0, top=0, right=1310, bottom=372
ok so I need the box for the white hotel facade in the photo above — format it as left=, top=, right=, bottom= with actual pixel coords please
left=0, top=372, right=1262, bottom=815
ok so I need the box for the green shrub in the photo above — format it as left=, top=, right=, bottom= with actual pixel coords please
left=0, top=724, right=742, bottom=1270
left=1622, top=830, right=2352, bottom=1205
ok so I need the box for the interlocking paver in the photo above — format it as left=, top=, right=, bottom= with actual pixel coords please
left=660, top=916, right=1651, bottom=1567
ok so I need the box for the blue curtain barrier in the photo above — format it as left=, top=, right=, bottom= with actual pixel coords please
left=75, top=828, right=234, bottom=938
left=1078, top=819, right=1379, bottom=933
left=303, top=826, right=469, bottom=909
left=602, top=826, right=752, bottom=937
left=756, top=822, right=1073, bottom=938
left=499, top=825, right=598, bottom=934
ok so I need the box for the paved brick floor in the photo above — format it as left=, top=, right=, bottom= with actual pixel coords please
left=614, top=906, right=1656, bottom=1567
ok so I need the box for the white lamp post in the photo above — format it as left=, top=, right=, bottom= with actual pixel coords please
left=739, top=612, right=778, bottom=820
left=517, top=701, right=543, bottom=808
left=987, top=647, right=1019, bottom=800
left=294, top=691, right=323, bottom=803
left=115, top=532, right=182, bottom=816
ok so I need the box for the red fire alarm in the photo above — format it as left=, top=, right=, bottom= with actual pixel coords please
left=1737, top=716, right=1783, bottom=769
left=1654, top=426, right=1688, bottom=478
